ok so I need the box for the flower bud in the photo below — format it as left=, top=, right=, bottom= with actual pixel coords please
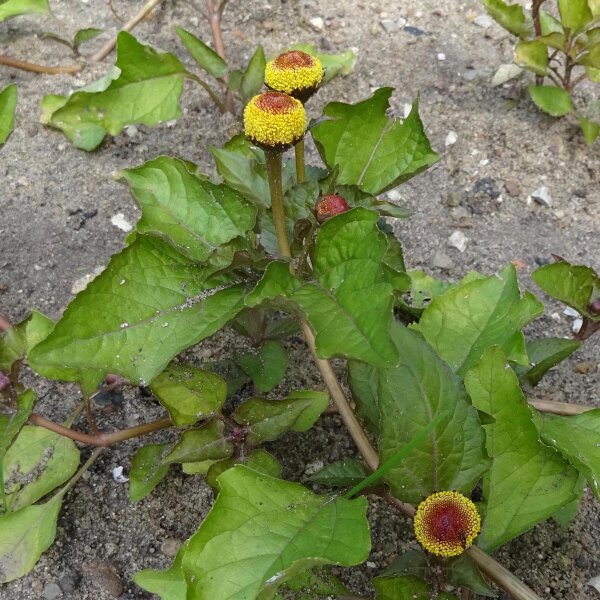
left=0, top=372, right=9, bottom=391
left=414, top=490, right=481, bottom=557
left=315, top=194, right=351, bottom=223
left=265, top=50, right=324, bottom=102
left=243, top=91, right=306, bottom=151
left=589, top=299, right=600, bottom=315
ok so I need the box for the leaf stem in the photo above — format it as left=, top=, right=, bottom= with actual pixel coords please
left=0, top=54, right=81, bottom=75
left=206, top=0, right=235, bottom=114
left=295, top=138, right=306, bottom=183
left=264, top=150, right=292, bottom=258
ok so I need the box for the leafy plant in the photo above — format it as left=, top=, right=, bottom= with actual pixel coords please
left=483, top=0, right=600, bottom=143
left=1, top=40, right=600, bottom=600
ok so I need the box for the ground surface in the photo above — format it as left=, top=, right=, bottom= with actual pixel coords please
left=1, top=0, right=599, bottom=598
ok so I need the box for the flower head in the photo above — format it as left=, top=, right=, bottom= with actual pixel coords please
left=265, top=50, right=324, bottom=101
left=315, top=194, right=351, bottom=223
left=244, top=92, right=306, bottom=151
left=414, top=491, right=481, bottom=557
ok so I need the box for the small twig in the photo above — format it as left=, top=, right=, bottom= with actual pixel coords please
left=91, top=0, right=164, bottom=62
left=0, top=54, right=81, bottom=75
left=107, top=0, right=126, bottom=22
left=569, top=73, right=587, bottom=89
left=528, top=399, right=594, bottom=415
left=206, top=0, right=235, bottom=113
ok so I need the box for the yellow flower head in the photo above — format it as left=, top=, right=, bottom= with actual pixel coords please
left=244, top=92, right=306, bottom=150
left=414, top=491, right=481, bottom=557
left=265, top=50, right=324, bottom=101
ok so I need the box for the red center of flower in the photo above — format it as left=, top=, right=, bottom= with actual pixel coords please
left=426, top=499, right=469, bottom=543
left=273, top=50, right=315, bottom=69
left=255, top=91, right=298, bottom=115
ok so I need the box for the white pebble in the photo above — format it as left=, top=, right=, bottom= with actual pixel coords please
left=473, top=14, right=494, bottom=28
left=111, top=213, right=133, bottom=232
left=492, top=64, right=523, bottom=86
left=530, top=186, right=552, bottom=208
left=445, top=131, right=458, bottom=146
left=437, top=52, right=446, bottom=61
left=309, top=16, right=324, bottom=31
left=572, top=318, right=583, bottom=334
left=112, top=466, right=129, bottom=483
left=448, top=230, right=468, bottom=252
left=564, top=307, right=581, bottom=318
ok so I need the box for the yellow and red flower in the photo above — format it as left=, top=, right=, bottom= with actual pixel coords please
left=265, top=50, right=324, bottom=101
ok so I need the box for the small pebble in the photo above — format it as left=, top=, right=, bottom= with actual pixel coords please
left=161, top=538, right=182, bottom=558
left=448, top=230, right=468, bottom=252
left=473, top=14, right=494, bottom=28
left=112, top=466, right=129, bottom=483
left=564, top=307, right=580, bottom=318
left=445, top=131, right=458, bottom=146
left=504, top=180, right=521, bottom=197
left=492, top=64, right=523, bottom=86
left=446, top=190, right=463, bottom=207
left=43, top=583, right=62, bottom=600
left=404, top=25, right=425, bottom=36
left=530, top=186, right=552, bottom=207
left=437, top=52, right=446, bottom=61
left=432, top=251, right=453, bottom=269
left=124, top=125, right=138, bottom=138
left=572, top=318, right=583, bottom=333
left=386, top=189, right=401, bottom=202
left=110, top=213, right=133, bottom=232
left=309, top=16, right=324, bottom=31
left=304, top=459, right=324, bottom=476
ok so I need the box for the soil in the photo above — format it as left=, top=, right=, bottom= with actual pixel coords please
left=1, top=0, right=599, bottom=599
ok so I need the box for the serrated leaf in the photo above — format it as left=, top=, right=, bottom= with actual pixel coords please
left=348, top=323, right=489, bottom=504
left=130, top=443, right=171, bottom=503
left=176, top=27, right=228, bottom=79
left=247, top=208, right=398, bottom=366
left=240, top=46, right=266, bottom=103
left=182, top=466, right=370, bottom=600
left=413, top=264, right=543, bottom=376
left=515, top=40, right=548, bottom=75
left=580, top=116, right=600, bottom=144
left=204, top=449, right=281, bottom=492
left=150, top=363, right=226, bottom=426
left=0, top=0, right=49, bottom=21
left=375, top=575, right=458, bottom=600
left=289, top=43, right=355, bottom=84
left=73, top=27, right=103, bottom=50
left=41, top=32, right=186, bottom=150
left=447, top=555, right=497, bottom=597
left=134, top=547, right=187, bottom=600
left=515, top=337, right=581, bottom=387
left=0, top=496, right=61, bottom=582
left=309, top=458, right=369, bottom=487
left=482, top=0, right=531, bottom=37
left=558, top=0, right=593, bottom=32
left=312, top=89, right=439, bottom=195
left=537, top=409, right=600, bottom=499
left=528, top=85, right=573, bottom=117
left=464, top=347, right=578, bottom=551
left=0, top=84, right=17, bottom=145
left=29, top=235, right=246, bottom=386
left=164, top=420, right=233, bottom=464
left=2, top=425, right=79, bottom=512
left=532, top=260, right=600, bottom=319
left=0, top=310, right=54, bottom=371
left=233, top=390, right=328, bottom=444
left=236, top=340, right=289, bottom=393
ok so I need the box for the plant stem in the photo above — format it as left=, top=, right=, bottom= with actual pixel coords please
left=528, top=399, right=594, bottom=415
left=206, top=0, right=235, bottom=114
left=264, top=150, right=292, bottom=258
left=91, top=0, right=164, bottom=62
left=0, top=54, right=81, bottom=74
left=295, top=138, right=306, bottom=183
left=532, top=0, right=544, bottom=85
left=54, top=447, right=104, bottom=500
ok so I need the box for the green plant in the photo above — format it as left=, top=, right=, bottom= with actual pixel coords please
left=483, top=0, right=600, bottom=143
left=1, top=41, right=600, bottom=600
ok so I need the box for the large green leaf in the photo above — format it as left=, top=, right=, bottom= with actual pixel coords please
left=2, top=425, right=79, bottom=512
left=0, top=84, right=17, bottom=145
left=134, top=547, right=187, bottom=600
left=176, top=28, right=228, bottom=79
left=118, top=157, right=257, bottom=264
left=247, top=208, right=398, bottom=366
left=182, top=466, right=370, bottom=600
left=537, top=409, right=600, bottom=499
left=236, top=340, right=289, bottom=393
left=40, top=32, right=187, bottom=150
left=240, top=46, right=266, bottom=103
left=150, top=363, right=227, bottom=426
left=528, top=85, right=573, bottom=117
left=348, top=324, right=489, bottom=504
left=29, top=235, right=246, bottom=386
left=0, top=0, right=49, bottom=21
left=129, top=443, right=171, bottom=503
left=413, top=264, right=543, bottom=376
left=532, top=260, right=600, bottom=319
left=233, top=390, right=329, bottom=444
left=515, top=337, right=581, bottom=387
left=0, top=310, right=54, bottom=371
left=163, top=420, right=233, bottom=464
left=464, top=347, right=578, bottom=551
left=482, top=0, right=531, bottom=37
left=311, top=88, right=439, bottom=194
left=558, top=0, right=593, bottom=32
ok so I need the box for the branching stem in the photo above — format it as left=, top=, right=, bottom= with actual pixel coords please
left=0, top=54, right=81, bottom=74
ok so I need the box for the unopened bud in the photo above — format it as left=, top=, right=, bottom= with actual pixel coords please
left=0, top=372, right=10, bottom=391
left=315, top=194, right=351, bottom=223
left=589, top=299, right=600, bottom=315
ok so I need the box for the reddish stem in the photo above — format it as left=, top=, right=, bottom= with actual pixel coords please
left=206, top=0, right=235, bottom=114
left=0, top=54, right=81, bottom=74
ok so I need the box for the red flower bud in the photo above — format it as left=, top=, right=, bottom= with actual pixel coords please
left=589, top=299, right=600, bottom=315
left=315, top=194, right=351, bottom=223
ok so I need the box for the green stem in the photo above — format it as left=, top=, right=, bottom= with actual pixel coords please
left=264, top=149, right=291, bottom=258
left=294, top=138, right=306, bottom=183
left=54, top=447, right=104, bottom=501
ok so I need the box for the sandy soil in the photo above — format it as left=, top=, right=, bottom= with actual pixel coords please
left=1, top=0, right=599, bottom=598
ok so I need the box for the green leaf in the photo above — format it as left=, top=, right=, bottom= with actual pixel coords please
left=536, top=32, right=567, bottom=51
left=289, top=43, right=355, bottom=84
left=464, top=347, right=579, bottom=551
left=413, top=264, right=543, bottom=376
left=312, top=89, right=439, bottom=195
left=551, top=473, right=586, bottom=527
left=150, top=363, right=226, bottom=426
left=129, top=443, right=171, bottom=503
left=236, top=340, right=289, bottom=393
left=233, top=390, right=329, bottom=444
left=309, top=458, right=369, bottom=487
left=276, top=568, right=349, bottom=598
left=73, top=27, right=103, bottom=51
left=40, top=32, right=186, bottom=150
left=0, top=310, right=54, bottom=371
left=580, top=116, right=600, bottom=144
left=447, top=555, right=497, bottom=597
left=540, top=10, right=564, bottom=35
left=532, top=260, right=600, bottom=319
left=515, top=40, right=548, bottom=75
left=176, top=28, right=228, bottom=79
left=134, top=547, right=187, bottom=600
left=240, top=46, right=266, bottom=103
left=375, top=575, right=458, bottom=600
left=0, top=84, right=17, bottom=145
left=204, top=449, right=281, bottom=493
left=528, top=85, right=573, bottom=117
left=204, top=358, right=250, bottom=396
left=381, top=550, right=427, bottom=579
left=0, top=390, right=36, bottom=465
left=182, top=466, right=370, bottom=600
left=407, top=269, right=454, bottom=309
left=537, top=409, right=600, bottom=499
left=0, top=0, right=49, bottom=21
left=3, top=425, right=79, bottom=512
left=558, top=0, right=593, bottom=32
left=516, top=337, right=581, bottom=387
left=349, top=323, right=489, bottom=504
left=481, top=0, right=531, bottom=37
left=163, top=420, right=233, bottom=464
left=29, top=235, right=246, bottom=386
left=247, top=208, right=398, bottom=366
left=0, top=496, right=61, bottom=582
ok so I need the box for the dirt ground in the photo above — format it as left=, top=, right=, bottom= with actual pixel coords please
left=1, top=0, right=599, bottom=598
